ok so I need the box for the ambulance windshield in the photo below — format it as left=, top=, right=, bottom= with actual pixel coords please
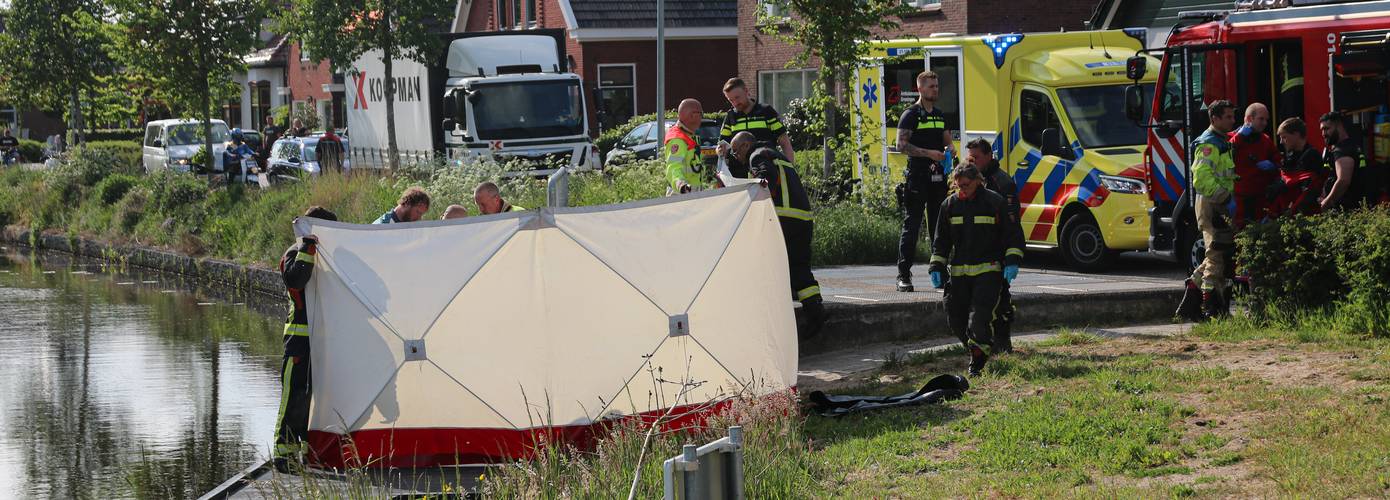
left=1056, top=84, right=1153, bottom=149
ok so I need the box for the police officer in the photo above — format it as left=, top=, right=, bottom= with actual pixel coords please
left=716, top=78, right=794, bottom=178
left=728, top=131, right=826, bottom=337
left=895, top=70, right=955, bottom=292
left=1176, top=100, right=1238, bottom=321
left=1318, top=111, right=1365, bottom=211
left=928, top=165, right=1024, bottom=376
left=275, top=205, right=337, bottom=471
left=963, top=138, right=1021, bottom=353
left=666, top=99, right=707, bottom=195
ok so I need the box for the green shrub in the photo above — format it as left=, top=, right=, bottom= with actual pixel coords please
left=17, top=138, right=44, bottom=162
left=112, top=186, right=150, bottom=233
left=94, top=174, right=140, bottom=205
left=83, top=128, right=143, bottom=142
left=83, top=140, right=143, bottom=175
left=1238, top=206, right=1390, bottom=336
left=147, top=171, right=207, bottom=212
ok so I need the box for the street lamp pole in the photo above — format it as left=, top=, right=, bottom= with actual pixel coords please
left=655, top=0, right=665, bottom=150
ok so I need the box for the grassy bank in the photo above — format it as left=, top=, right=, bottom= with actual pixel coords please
left=0, top=146, right=913, bottom=268
left=223, top=315, right=1390, bottom=498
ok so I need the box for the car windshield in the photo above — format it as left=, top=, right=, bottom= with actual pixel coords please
left=1055, top=84, right=1153, bottom=149
left=273, top=141, right=311, bottom=161
left=166, top=123, right=230, bottom=146
left=696, top=123, right=721, bottom=147
left=470, top=80, right=584, bottom=140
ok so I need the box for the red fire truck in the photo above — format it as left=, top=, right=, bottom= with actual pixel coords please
left=1126, top=0, right=1390, bottom=271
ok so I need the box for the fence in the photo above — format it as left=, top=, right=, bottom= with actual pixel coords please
left=347, top=147, right=437, bottom=170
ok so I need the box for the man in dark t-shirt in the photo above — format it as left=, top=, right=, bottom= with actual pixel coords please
left=894, top=71, right=955, bottom=292
left=0, top=128, right=19, bottom=165
left=716, top=77, right=794, bottom=178
left=1272, top=117, right=1325, bottom=217
left=1318, top=112, right=1365, bottom=211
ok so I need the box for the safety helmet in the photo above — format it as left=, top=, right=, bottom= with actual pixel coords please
left=229, top=128, right=244, bottom=143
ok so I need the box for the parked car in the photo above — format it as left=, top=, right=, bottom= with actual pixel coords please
left=605, top=119, right=721, bottom=167
left=142, top=119, right=231, bottom=173
left=266, top=135, right=352, bottom=179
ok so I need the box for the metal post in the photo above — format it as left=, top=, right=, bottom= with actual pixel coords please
left=655, top=0, right=666, bottom=150
left=728, top=426, right=744, bottom=499
left=547, top=166, right=571, bottom=207
left=681, top=444, right=699, bottom=500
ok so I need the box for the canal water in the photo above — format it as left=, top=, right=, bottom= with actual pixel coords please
left=0, top=249, right=285, bottom=499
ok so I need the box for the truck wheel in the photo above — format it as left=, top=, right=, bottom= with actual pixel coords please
left=1177, top=222, right=1204, bottom=276
left=1060, top=212, right=1116, bottom=273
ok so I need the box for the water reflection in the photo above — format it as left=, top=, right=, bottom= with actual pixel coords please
left=0, top=250, right=284, bottom=499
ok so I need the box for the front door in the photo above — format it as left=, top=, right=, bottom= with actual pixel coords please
left=1007, top=85, right=1072, bottom=244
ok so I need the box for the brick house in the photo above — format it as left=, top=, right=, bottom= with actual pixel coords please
left=285, top=41, right=347, bottom=132
left=458, top=0, right=738, bottom=134
left=738, top=0, right=1097, bottom=114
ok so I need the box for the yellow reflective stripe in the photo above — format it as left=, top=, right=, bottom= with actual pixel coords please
left=283, top=323, right=309, bottom=337
left=929, top=255, right=948, bottom=265
left=274, top=357, right=295, bottom=457
left=777, top=207, right=813, bottom=220
left=295, top=252, right=315, bottom=264
left=796, top=285, right=821, bottom=301
left=1280, top=77, right=1303, bottom=93
left=974, top=216, right=995, bottom=224
left=950, top=216, right=965, bottom=224
left=916, top=119, right=945, bottom=129
left=1005, top=248, right=1024, bottom=258
left=769, top=119, right=785, bottom=132
left=949, top=262, right=1002, bottom=277
left=732, top=120, right=770, bottom=132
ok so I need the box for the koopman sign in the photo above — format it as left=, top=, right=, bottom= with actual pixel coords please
left=346, top=50, right=433, bottom=152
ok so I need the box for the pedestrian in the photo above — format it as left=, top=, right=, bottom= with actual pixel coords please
left=274, top=205, right=337, bottom=471
left=315, top=120, right=345, bottom=174
left=895, top=71, right=956, bottom=292
left=442, top=204, right=469, bottom=220
left=1318, top=111, right=1365, bottom=211
left=963, top=138, right=1022, bottom=353
left=1176, top=100, right=1238, bottom=322
left=375, top=187, right=431, bottom=224
left=0, top=128, right=19, bottom=165
left=1228, top=103, right=1280, bottom=226
left=665, top=99, right=707, bottom=195
left=290, top=118, right=310, bottom=138
left=474, top=181, right=524, bottom=214
left=261, top=115, right=282, bottom=164
left=1271, top=117, right=1326, bottom=216
left=716, top=78, right=794, bottom=178
left=927, top=165, right=1024, bottom=376
left=728, top=131, right=827, bottom=337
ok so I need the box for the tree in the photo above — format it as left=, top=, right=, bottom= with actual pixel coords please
left=759, top=0, right=914, bottom=176
left=0, top=0, right=113, bottom=144
left=278, top=0, right=452, bottom=170
left=110, top=0, right=264, bottom=180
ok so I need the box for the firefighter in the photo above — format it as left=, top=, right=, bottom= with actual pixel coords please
left=1318, top=111, right=1365, bottom=211
left=1270, top=117, right=1326, bottom=216
left=275, top=205, right=337, bottom=471
left=1176, top=100, right=1238, bottom=322
left=666, top=98, right=707, bottom=195
left=963, top=138, right=1020, bottom=353
left=895, top=70, right=955, bottom=293
left=728, top=131, right=827, bottom=337
left=716, top=78, right=795, bottom=178
left=928, top=165, right=1025, bottom=376
left=474, top=181, right=525, bottom=214
left=1228, top=103, right=1280, bottom=226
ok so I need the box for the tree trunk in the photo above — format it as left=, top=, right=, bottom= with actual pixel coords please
left=382, top=3, right=400, bottom=171
left=70, top=88, right=86, bottom=146
left=201, top=76, right=215, bottom=184
left=821, top=67, right=836, bottom=178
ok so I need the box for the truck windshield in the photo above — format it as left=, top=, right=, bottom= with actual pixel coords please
left=1056, top=84, right=1153, bottom=149
left=166, top=123, right=230, bottom=146
left=471, top=80, right=584, bottom=140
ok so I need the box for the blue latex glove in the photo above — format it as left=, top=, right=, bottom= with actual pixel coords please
left=941, top=150, right=953, bottom=175
left=1225, top=196, right=1237, bottom=217
left=930, top=271, right=944, bottom=289
left=1236, top=124, right=1254, bottom=138
left=1004, top=265, right=1019, bottom=283
left=1255, top=159, right=1277, bottom=171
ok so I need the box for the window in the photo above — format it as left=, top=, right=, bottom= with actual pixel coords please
left=144, top=125, right=161, bottom=147
left=300, top=44, right=311, bottom=62
left=761, top=1, right=788, bottom=18
left=757, top=69, right=816, bottom=114
left=622, top=123, right=652, bottom=147
left=1057, top=84, right=1153, bottom=148
left=597, top=64, right=637, bottom=131
left=223, top=99, right=242, bottom=129
left=883, top=55, right=960, bottom=133
left=249, top=81, right=273, bottom=129
left=1019, top=88, right=1062, bottom=148
left=512, top=0, right=522, bottom=28
left=903, top=0, right=941, bottom=8
left=497, top=0, right=507, bottom=29
left=525, top=0, right=536, bottom=27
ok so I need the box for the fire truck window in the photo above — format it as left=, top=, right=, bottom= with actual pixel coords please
left=1159, top=51, right=1213, bottom=133
left=1274, top=43, right=1304, bottom=124
left=1020, top=89, right=1062, bottom=148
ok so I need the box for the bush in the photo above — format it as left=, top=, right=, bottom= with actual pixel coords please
left=1238, top=206, right=1390, bottom=336
left=812, top=202, right=908, bottom=266
left=147, top=171, right=207, bottom=212
left=83, top=140, right=143, bottom=175
left=17, top=138, right=44, bottom=162
left=94, top=174, right=140, bottom=205
left=83, top=128, right=143, bottom=142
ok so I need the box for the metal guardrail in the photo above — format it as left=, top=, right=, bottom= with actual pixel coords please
left=546, top=166, right=571, bottom=207
left=662, top=426, right=744, bottom=500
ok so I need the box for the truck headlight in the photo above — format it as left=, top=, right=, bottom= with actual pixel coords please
left=1098, top=175, right=1146, bottom=194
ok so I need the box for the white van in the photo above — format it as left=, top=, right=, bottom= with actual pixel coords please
left=142, top=119, right=231, bottom=173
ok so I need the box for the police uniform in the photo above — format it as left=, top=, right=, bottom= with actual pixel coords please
left=748, top=148, right=820, bottom=301
left=928, top=187, right=1024, bottom=370
left=720, top=102, right=787, bottom=178
left=896, top=104, right=952, bottom=284
left=979, top=158, right=1020, bottom=353
left=666, top=123, right=706, bottom=195
left=275, top=237, right=319, bottom=462
left=1188, top=127, right=1237, bottom=314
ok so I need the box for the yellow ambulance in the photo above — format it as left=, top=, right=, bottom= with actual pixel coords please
left=854, top=29, right=1160, bottom=271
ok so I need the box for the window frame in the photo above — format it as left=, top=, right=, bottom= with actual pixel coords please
left=597, top=63, right=638, bottom=130
left=756, top=68, right=816, bottom=114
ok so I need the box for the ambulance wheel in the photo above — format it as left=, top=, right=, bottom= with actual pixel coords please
left=1060, top=212, right=1116, bottom=273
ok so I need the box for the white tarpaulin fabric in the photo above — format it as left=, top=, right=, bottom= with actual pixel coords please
left=293, top=184, right=797, bottom=467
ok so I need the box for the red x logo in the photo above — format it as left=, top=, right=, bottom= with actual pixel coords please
left=352, top=72, right=368, bottom=110
left=490, top=140, right=504, bottom=151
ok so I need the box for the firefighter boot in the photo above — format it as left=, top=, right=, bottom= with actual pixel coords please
left=967, top=343, right=989, bottom=377
left=799, top=297, right=828, bottom=339
left=1202, top=289, right=1229, bottom=320
left=1176, top=279, right=1205, bottom=322
left=896, top=274, right=914, bottom=292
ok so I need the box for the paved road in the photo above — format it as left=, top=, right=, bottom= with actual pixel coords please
left=814, top=250, right=1186, bottom=306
